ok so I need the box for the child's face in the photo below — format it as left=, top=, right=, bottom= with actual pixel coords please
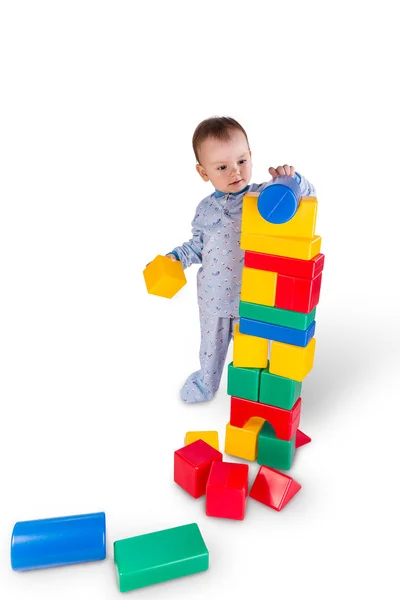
left=196, top=130, right=252, bottom=194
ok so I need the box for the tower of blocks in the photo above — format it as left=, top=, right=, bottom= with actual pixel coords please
left=225, top=176, right=325, bottom=471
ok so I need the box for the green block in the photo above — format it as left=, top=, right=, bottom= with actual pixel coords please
left=239, top=301, right=316, bottom=331
left=259, top=365, right=302, bottom=410
left=114, top=523, right=209, bottom=592
left=227, top=361, right=262, bottom=402
left=257, top=422, right=296, bottom=470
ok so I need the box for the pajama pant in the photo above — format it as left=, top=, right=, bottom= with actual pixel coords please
left=180, top=307, right=239, bottom=404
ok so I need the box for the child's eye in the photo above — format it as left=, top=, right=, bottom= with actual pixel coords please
left=238, top=159, right=247, bottom=165
left=217, top=165, right=227, bottom=171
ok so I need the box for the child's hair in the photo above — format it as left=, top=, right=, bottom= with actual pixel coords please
left=192, top=116, right=249, bottom=164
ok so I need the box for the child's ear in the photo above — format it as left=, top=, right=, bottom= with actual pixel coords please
left=196, top=163, right=209, bottom=182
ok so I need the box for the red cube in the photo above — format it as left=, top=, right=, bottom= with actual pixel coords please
left=174, top=439, right=222, bottom=498
left=206, top=461, right=249, bottom=520
left=275, top=272, right=322, bottom=313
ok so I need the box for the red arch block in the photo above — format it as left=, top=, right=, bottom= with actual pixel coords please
left=230, top=396, right=301, bottom=441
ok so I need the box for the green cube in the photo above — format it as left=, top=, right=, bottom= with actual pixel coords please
left=257, top=422, right=296, bottom=470
left=114, top=523, right=209, bottom=592
left=259, top=365, right=302, bottom=409
left=227, top=361, right=262, bottom=402
left=239, top=301, right=316, bottom=331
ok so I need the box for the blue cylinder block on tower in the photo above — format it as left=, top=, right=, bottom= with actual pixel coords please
left=11, top=511, right=106, bottom=571
left=257, top=174, right=302, bottom=224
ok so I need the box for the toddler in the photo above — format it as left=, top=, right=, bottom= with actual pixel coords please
left=165, top=117, right=315, bottom=404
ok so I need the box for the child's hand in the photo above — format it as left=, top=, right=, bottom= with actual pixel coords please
left=146, top=254, right=176, bottom=268
left=268, top=165, right=295, bottom=178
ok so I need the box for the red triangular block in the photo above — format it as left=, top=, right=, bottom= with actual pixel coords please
left=250, top=465, right=301, bottom=511
left=296, top=429, right=311, bottom=448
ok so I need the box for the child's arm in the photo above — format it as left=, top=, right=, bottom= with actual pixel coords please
left=167, top=216, right=204, bottom=270
left=293, top=172, right=316, bottom=197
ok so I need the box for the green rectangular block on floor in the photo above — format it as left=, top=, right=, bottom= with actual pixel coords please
left=114, top=523, right=209, bottom=592
left=257, top=422, right=296, bottom=470
left=259, top=365, right=302, bottom=410
left=239, top=301, right=316, bottom=331
left=227, top=361, right=262, bottom=402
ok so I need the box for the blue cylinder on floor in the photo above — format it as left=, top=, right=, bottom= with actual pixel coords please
left=11, top=511, right=106, bottom=571
left=257, top=175, right=302, bottom=224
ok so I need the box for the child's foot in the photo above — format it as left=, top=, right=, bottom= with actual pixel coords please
left=180, top=370, right=215, bottom=404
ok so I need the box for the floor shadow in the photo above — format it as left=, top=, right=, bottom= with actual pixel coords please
left=301, top=315, right=399, bottom=422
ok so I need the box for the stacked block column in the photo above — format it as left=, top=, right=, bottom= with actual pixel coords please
left=226, top=186, right=324, bottom=471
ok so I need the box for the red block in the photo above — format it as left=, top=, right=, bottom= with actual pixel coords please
left=206, top=461, right=249, bottom=520
left=244, top=251, right=325, bottom=280
left=275, top=272, right=322, bottom=313
left=296, top=429, right=312, bottom=448
left=250, top=465, right=301, bottom=511
left=230, top=396, right=302, bottom=441
left=174, top=439, right=223, bottom=498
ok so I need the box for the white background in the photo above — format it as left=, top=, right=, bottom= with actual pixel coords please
left=1, top=1, right=399, bottom=598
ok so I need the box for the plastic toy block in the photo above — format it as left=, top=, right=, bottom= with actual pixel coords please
left=240, top=266, right=277, bottom=306
left=114, top=523, right=208, bottom=592
left=250, top=466, right=301, bottom=511
left=143, top=255, right=187, bottom=299
left=240, top=232, right=322, bottom=261
left=206, top=461, right=249, bottom=520
left=275, top=272, right=322, bottom=313
left=11, top=512, right=106, bottom=571
left=184, top=431, right=219, bottom=451
left=239, top=317, right=316, bottom=348
left=227, top=361, right=262, bottom=402
left=244, top=251, right=325, bottom=280
left=257, top=422, right=296, bottom=470
left=230, top=396, right=302, bottom=441
left=233, top=323, right=268, bottom=368
left=174, top=439, right=223, bottom=498
left=242, top=193, right=317, bottom=238
left=224, top=417, right=265, bottom=461
left=259, top=365, right=302, bottom=410
left=239, top=301, right=316, bottom=331
left=256, top=176, right=302, bottom=224
left=270, top=337, right=316, bottom=382
left=296, top=429, right=312, bottom=448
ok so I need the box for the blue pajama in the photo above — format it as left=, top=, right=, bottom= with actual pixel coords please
left=180, top=307, right=240, bottom=404
left=171, top=174, right=315, bottom=403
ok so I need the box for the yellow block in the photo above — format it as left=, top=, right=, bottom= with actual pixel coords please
left=270, top=337, right=316, bottom=382
left=242, top=194, right=318, bottom=239
left=143, top=255, right=187, bottom=299
left=184, top=431, right=219, bottom=451
left=240, top=232, right=321, bottom=261
left=240, top=267, right=277, bottom=306
left=225, top=417, right=265, bottom=461
left=233, top=323, right=268, bottom=368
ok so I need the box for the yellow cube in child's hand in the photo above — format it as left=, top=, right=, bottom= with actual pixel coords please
left=143, top=255, right=187, bottom=299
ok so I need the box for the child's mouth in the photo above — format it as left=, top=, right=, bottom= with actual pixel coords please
left=230, top=179, right=242, bottom=186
